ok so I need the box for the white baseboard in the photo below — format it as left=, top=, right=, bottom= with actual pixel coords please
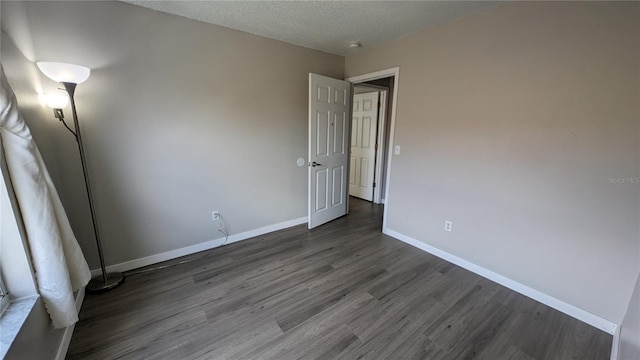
left=383, top=227, right=617, bottom=335
left=91, top=216, right=308, bottom=276
left=610, top=326, right=621, bottom=360
left=55, top=287, right=85, bottom=360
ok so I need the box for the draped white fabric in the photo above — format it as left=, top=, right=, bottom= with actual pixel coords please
left=0, top=66, right=91, bottom=329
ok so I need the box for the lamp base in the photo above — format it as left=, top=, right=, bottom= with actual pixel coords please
left=86, top=272, right=125, bottom=293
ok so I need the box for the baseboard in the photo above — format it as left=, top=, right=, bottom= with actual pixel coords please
left=55, top=287, right=85, bottom=360
left=383, top=227, right=617, bottom=335
left=610, top=326, right=621, bottom=360
left=91, top=216, right=308, bottom=276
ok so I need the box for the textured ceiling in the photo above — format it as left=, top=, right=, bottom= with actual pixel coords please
left=122, top=1, right=501, bottom=56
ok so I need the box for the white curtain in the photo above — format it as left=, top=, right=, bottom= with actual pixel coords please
left=0, top=66, right=91, bottom=328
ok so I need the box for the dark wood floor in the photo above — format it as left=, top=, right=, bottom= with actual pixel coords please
left=67, top=198, right=612, bottom=360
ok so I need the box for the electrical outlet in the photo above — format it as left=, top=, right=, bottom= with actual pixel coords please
left=444, top=220, right=452, bottom=232
left=212, top=210, right=220, bottom=221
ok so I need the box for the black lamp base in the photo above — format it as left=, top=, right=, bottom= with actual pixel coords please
left=86, top=272, right=125, bottom=292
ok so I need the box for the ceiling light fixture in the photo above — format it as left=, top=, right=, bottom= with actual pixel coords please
left=348, top=41, right=362, bottom=49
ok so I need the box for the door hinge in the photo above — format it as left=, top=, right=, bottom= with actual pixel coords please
left=373, top=182, right=376, bottom=188
left=375, top=143, right=378, bottom=150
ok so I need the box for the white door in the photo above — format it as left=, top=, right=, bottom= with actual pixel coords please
left=349, top=92, right=379, bottom=201
left=308, top=73, right=351, bottom=229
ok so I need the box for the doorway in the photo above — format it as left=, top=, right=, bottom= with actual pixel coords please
left=346, top=68, right=399, bottom=231
left=349, top=82, right=390, bottom=204
left=308, top=68, right=399, bottom=230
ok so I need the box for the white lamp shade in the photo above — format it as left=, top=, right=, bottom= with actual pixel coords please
left=37, top=62, right=91, bottom=84
left=41, top=93, right=69, bottom=109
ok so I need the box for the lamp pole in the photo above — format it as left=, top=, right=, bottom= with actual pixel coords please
left=38, top=61, right=124, bottom=292
left=63, top=83, right=123, bottom=290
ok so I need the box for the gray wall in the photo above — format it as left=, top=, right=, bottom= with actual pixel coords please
left=346, top=1, right=639, bottom=325
left=1, top=1, right=344, bottom=269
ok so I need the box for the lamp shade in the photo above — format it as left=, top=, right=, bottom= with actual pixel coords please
left=41, top=93, right=69, bottom=109
left=37, top=62, right=90, bottom=84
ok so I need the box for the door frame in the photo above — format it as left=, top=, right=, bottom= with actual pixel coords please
left=346, top=67, right=400, bottom=231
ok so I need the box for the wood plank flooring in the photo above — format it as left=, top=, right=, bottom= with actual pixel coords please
left=67, top=198, right=612, bottom=359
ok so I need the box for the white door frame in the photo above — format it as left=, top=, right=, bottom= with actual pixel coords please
left=346, top=67, right=400, bottom=231
left=374, top=89, right=387, bottom=204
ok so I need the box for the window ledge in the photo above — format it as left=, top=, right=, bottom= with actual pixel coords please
left=0, top=295, right=38, bottom=359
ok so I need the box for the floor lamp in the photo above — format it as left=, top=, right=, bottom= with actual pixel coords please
left=38, top=61, right=124, bottom=292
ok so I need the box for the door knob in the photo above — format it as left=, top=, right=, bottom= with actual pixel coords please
left=311, top=161, right=323, bottom=167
